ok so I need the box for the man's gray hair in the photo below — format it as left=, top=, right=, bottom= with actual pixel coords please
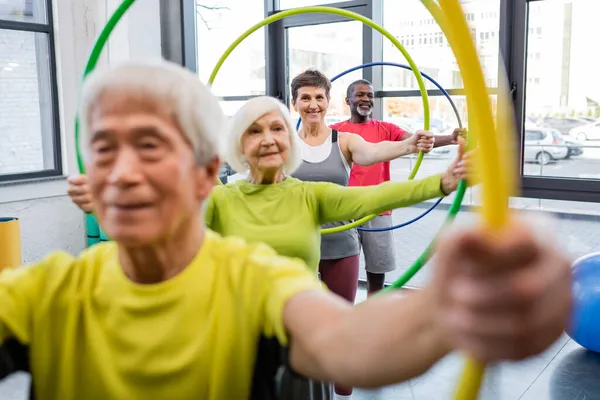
left=79, top=59, right=225, bottom=165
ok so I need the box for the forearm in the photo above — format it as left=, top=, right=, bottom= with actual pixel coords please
left=354, top=141, right=412, bottom=166
left=319, top=175, right=444, bottom=224
left=291, top=289, right=449, bottom=387
left=433, top=134, right=455, bottom=148
left=402, top=132, right=455, bottom=148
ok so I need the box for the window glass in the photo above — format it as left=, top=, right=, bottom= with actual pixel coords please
left=196, top=0, right=265, bottom=96
left=278, top=0, right=354, bottom=10
left=286, top=21, right=363, bottom=121
left=382, top=0, right=500, bottom=91
left=0, top=0, right=47, bottom=23
left=523, top=0, right=600, bottom=180
left=0, top=30, right=57, bottom=176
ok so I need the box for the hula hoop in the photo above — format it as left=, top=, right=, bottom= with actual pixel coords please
left=73, top=5, right=431, bottom=236
left=410, top=1, right=516, bottom=398
left=354, top=62, right=462, bottom=232
left=295, top=61, right=462, bottom=131
left=206, top=6, right=430, bottom=185
left=74, top=1, right=516, bottom=399
left=359, top=198, right=442, bottom=232
left=74, top=0, right=135, bottom=174
left=293, top=61, right=463, bottom=233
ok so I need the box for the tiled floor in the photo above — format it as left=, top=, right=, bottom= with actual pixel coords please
left=350, top=288, right=598, bottom=400
left=0, top=374, right=29, bottom=400
left=352, top=333, right=583, bottom=400
left=350, top=205, right=600, bottom=399
left=358, top=204, right=600, bottom=289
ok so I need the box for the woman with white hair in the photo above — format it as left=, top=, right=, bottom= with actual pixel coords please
left=206, top=94, right=464, bottom=274
left=209, top=94, right=460, bottom=399
left=48, top=59, right=575, bottom=399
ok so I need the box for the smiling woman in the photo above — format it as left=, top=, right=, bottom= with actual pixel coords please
left=287, top=68, right=458, bottom=397
left=223, top=95, right=303, bottom=180
left=243, top=112, right=296, bottom=180
left=213, top=95, right=464, bottom=274
left=288, top=69, right=439, bottom=397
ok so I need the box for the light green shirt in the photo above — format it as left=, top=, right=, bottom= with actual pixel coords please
left=205, top=176, right=444, bottom=272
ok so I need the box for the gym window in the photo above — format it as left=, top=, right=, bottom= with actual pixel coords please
left=0, top=0, right=61, bottom=183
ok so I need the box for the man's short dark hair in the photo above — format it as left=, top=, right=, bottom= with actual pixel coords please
left=346, top=79, right=373, bottom=99
left=290, top=69, right=332, bottom=102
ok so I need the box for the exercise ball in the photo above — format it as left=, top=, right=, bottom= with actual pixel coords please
left=567, top=252, right=600, bottom=352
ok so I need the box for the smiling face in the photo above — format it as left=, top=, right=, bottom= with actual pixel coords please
left=241, top=110, right=291, bottom=177
left=85, top=89, right=218, bottom=245
left=348, top=83, right=374, bottom=118
left=293, top=86, right=330, bottom=125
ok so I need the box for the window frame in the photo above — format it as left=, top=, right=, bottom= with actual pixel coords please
left=510, top=0, right=600, bottom=203
left=182, top=0, right=600, bottom=203
left=377, top=0, right=503, bottom=97
left=0, top=0, right=62, bottom=183
left=265, top=0, right=383, bottom=114
left=189, top=0, right=270, bottom=99
left=267, top=0, right=374, bottom=106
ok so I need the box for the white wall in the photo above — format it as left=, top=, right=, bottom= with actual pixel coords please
left=0, top=0, right=163, bottom=264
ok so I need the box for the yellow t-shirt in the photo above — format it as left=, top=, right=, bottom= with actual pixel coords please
left=0, top=230, right=322, bottom=399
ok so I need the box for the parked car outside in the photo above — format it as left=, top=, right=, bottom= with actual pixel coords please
left=524, top=129, right=568, bottom=165
left=540, top=117, right=587, bottom=135
left=562, top=135, right=584, bottom=158
left=569, top=120, right=600, bottom=141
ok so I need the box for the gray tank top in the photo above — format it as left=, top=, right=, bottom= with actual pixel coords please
left=292, top=130, right=360, bottom=260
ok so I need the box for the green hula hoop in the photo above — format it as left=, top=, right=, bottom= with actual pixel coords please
left=73, top=4, right=431, bottom=236
left=207, top=6, right=431, bottom=235
left=74, top=1, right=466, bottom=293
left=75, top=0, right=136, bottom=174
left=380, top=0, right=472, bottom=293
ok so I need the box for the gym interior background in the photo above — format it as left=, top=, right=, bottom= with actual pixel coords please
left=1, top=0, right=599, bottom=398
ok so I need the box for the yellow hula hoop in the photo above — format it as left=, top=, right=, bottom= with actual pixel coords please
left=207, top=6, right=433, bottom=235
left=75, top=2, right=517, bottom=398
left=422, top=0, right=517, bottom=398
left=72, top=3, right=431, bottom=236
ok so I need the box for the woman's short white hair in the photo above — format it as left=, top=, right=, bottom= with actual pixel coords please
left=79, top=59, right=225, bottom=165
left=223, top=96, right=303, bottom=175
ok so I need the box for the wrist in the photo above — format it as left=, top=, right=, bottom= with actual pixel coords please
left=440, top=173, right=454, bottom=195
left=421, top=287, right=453, bottom=357
left=409, top=143, right=419, bottom=154
left=396, top=141, right=415, bottom=157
